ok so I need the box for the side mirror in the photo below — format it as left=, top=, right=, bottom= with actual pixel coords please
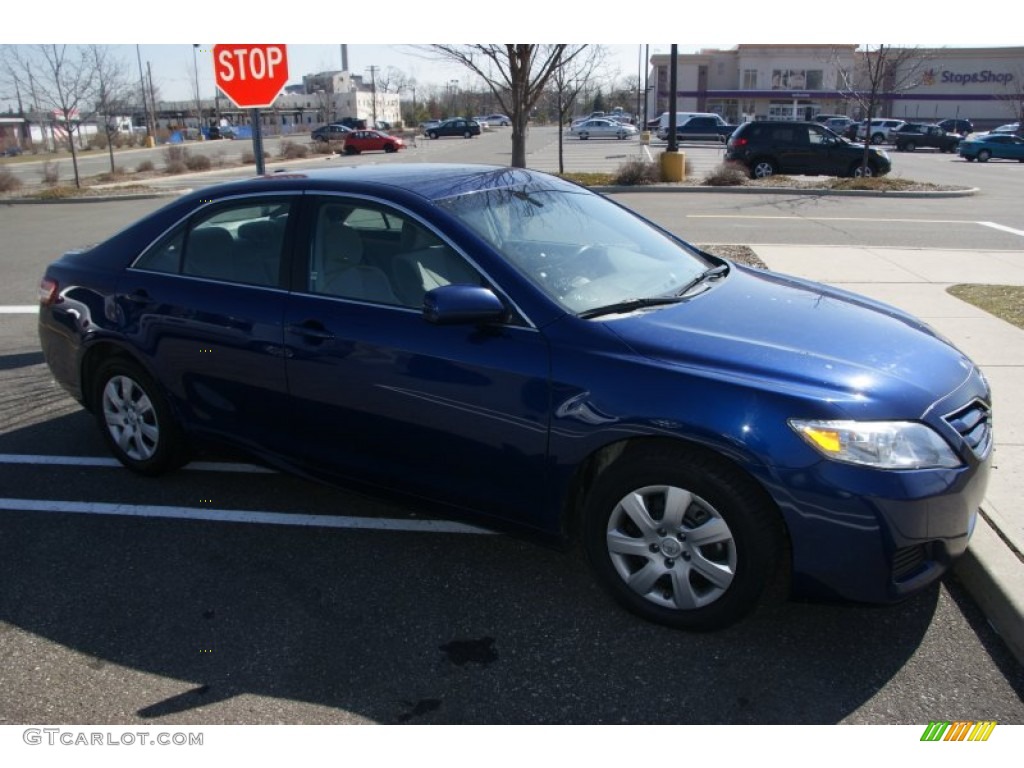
left=423, top=285, right=507, bottom=326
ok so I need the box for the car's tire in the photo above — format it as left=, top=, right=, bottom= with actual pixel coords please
left=384, top=144, right=397, bottom=153
left=428, top=131, right=438, bottom=140
left=582, top=444, right=782, bottom=631
left=93, top=358, right=189, bottom=476
left=871, top=133, right=885, bottom=145
left=579, top=132, right=589, bottom=140
left=851, top=162, right=876, bottom=178
left=977, top=149, right=991, bottom=162
left=464, top=131, right=471, bottom=138
left=904, top=141, right=916, bottom=152
left=750, top=158, right=776, bottom=179
left=344, top=146, right=358, bottom=155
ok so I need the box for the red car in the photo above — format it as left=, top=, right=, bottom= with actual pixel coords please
left=343, top=130, right=404, bottom=155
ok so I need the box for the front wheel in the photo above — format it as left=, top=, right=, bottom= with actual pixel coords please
left=977, top=149, right=991, bottom=162
left=463, top=131, right=472, bottom=138
left=93, top=358, right=190, bottom=476
left=582, top=445, right=782, bottom=630
left=871, top=133, right=885, bottom=145
left=428, top=131, right=438, bottom=140
left=904, top=141, right=916, bottom=152
left=850, top=162, right=876, bottom=178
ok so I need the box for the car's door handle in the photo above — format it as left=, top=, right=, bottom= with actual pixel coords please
left=287, top=321, right=335, bottom=341
left=123, top=289, right=151, bottom=303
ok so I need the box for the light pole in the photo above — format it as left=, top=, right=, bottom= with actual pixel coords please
left=192, top=44, right=204, bottom=140
left=449, top=80, right=459, bottom=117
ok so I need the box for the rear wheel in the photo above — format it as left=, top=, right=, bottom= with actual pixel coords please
left=904, top=140, right=916, bottom=152
left=428, top=131, right=438, bottom=140
left=463, top=130, right=472, bottom=138
left=93, top=358, right=189, bottom=476
left=750, top=158, right=776, bottom=179
left=582, top=445, right=782, bottom=630
left=871, top=133, right=885, bottom=145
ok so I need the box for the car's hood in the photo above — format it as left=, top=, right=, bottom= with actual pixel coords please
left=601, top=265, right=974, bottom=418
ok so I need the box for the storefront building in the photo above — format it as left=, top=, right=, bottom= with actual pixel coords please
left=649, top=45, right=1024, bottom=129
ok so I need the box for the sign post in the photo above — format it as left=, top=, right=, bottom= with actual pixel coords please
left=212, top=44, right=289, bottom=175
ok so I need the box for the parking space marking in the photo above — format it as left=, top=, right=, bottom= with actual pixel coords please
left=0, top=497, right=498, bottom=535
left=979, top=221, right=1024, bottom=238
left=0, top=453, right=274, bottom=473
left=0, top=306, right=38, bottom=314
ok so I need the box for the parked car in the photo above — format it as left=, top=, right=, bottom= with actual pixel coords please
left=891, top=123, right=961, bottom=153
left=424, top=118, right=481, bottom=139
left=311, top=124, right=352, bottom=143
left=659, top=114, right=736, bottom=143
left=37, top=164, right=991, bottom=631
left=2, top=145, right=22, bottom=157
left=937, top=118, right=974, bottom=136
left=957, top=133, right=1024, bottom=162
left=725, top=121, right=891, bottom=178
left=471, top=117, right=491, bottom=130
left=484, top=114, right=511, bottom=126
left=569, top=118, right=638, bottom=140
left=856, top=119, right=906, bottom=144
left=990, top=122, right=1021, bottom=135
left=820, top=117, right=856, bottom=136
left=343, top=129, right=405, bottom=155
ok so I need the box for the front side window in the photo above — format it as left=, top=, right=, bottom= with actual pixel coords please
left=134, top=198, right=293, bottom=287
left=307, top=200, right=482, bottom=309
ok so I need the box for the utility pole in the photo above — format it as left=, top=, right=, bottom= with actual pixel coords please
left=192, top=44, right=204, bottom=139
left=367, top=65, right=378, bottom=126
left=136, top=44, right=152, bottom=138
left=147, top=62, right=157, bottom=133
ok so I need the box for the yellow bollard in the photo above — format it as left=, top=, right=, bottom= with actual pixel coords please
left=144, top=136, right=155, bottom=148
left=641, top=131, right=651, bottom=145
left=660, top=150, right=685, bottom=182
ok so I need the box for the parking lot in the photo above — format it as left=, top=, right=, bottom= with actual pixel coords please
left=1, top=128, right=1023, bottom=727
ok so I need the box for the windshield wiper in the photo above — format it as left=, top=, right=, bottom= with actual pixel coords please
left=674, top=263, right=729, bottom=296
left=577, top=296, right=686, bottom=320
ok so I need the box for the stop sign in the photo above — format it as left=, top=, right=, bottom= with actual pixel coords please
left=213, top=44, right=289, bottom=109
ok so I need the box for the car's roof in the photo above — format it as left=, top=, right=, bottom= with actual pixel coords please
left=177, top=164, right=574, bottom=207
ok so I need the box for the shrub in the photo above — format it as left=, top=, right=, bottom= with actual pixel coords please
left=185, top=153, right=212, bottom=171
left=136, top=160, right=155, bottom=173
left=279, top=140, right=309, bottom=159
left=164, top=160, right=187, bottom=175
left=164, top=145, right=188, bottom=165
left=702, top=162, right=748, bottom=187
left=613, top=158, right=660, bottom=186
left=0, top=166, right=23, bottom=192
left=241, top=150, right=256, bottom=165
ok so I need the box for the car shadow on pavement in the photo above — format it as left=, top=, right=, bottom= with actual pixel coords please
left=1, top=413, right=1021, bottom=725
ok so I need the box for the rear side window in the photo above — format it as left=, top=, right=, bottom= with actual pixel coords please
left=134, top=198, right=294, bottom=287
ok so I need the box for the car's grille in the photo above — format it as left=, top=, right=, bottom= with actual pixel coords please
left=892, top=544, right=928, bottom=582
left=943, top=399, right=993, bottom=460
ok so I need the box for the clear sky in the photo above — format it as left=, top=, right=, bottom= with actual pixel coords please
left=2, top=6, right=1015, bottom=108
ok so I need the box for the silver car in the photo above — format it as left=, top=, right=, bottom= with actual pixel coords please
left=569, top=118, right=638, bottom=140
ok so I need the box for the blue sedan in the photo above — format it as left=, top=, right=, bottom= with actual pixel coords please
left=958, top=133, right=1024, bottom=162
left=37, top=165, right=991, bottom=630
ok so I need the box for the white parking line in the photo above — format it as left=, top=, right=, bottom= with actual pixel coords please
left=979, top=221, right=1024, bottom=238
left=0, top=497, right=497, bottom=535
left=0, top=453, right=274, bottom=473
left=0, top=306, right=38, bottom=314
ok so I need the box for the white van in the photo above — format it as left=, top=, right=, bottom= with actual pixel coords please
left=655, top=112, right=720, bottom=140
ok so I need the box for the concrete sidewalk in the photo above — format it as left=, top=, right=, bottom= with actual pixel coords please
left=752, top=244, right=1024, bottom=663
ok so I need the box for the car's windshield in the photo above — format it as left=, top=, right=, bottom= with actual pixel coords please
left=436, top=186, right=713, bottom=315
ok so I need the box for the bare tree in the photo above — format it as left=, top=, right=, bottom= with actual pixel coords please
left=550, top=47, right=607, bottom=174
left=836, top=45, right=937, bottom=174
left=89, top=45, right=131, bottom=175
left=3, top=45, right=97, bottom=187
left=426, top=45, right=589, bottom=167
left=994, top=63, right=1024, bottom=134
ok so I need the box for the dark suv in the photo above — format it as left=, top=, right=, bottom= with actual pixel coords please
left=938, top=118, right=974, bottom=136
left=725, top=121, right=891, bottom=179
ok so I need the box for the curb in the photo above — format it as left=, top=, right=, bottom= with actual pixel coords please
left=1, top=190, right=187, bottom=204
left=595, top=184, right=980, bottom=198
left=954, top=513, right=1024, bottom=665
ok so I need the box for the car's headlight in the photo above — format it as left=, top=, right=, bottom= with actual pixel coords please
left=788, top=419, right=961, bottom=469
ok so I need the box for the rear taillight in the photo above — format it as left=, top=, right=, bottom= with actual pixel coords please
left=729, top=137, right=748, bottom=148
left=39, top=277, right=59, bottom=306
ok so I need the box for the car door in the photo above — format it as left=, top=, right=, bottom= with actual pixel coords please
left=773, top=124, right=813, bottom=173
left=282, top=195, right=554, bottom=526
left=119, top=194, right=298, bottom=450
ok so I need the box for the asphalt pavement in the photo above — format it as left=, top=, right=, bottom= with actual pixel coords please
left=3, top=142, right=1023, bottom=670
